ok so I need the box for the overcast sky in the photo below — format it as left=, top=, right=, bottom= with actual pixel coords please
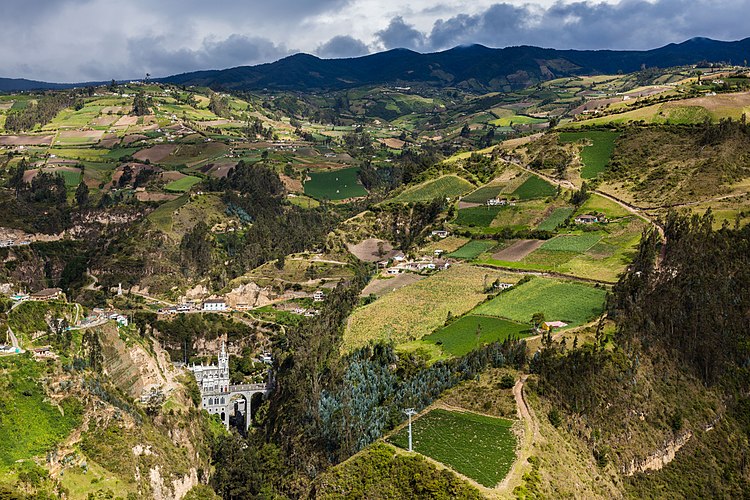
left=1, top=0, right=748, bottom=82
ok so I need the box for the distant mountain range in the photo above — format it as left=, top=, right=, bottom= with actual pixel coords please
left=2, top=37, right=750, bottom=93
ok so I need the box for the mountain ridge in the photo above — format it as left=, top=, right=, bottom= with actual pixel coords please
left=1, top=36, right=749, bottom=92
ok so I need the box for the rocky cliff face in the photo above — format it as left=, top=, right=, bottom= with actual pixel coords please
left=621, top=432, right=692, bottom=476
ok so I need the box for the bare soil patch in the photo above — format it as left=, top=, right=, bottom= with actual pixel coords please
left=160, top=171, right=186, bottom=182
left=91, top=115, right=119, bottom=127
left=492, top=239, right=544, bottom=261
left=57, top=130, right=104, bottom=142
left=379, top=138, right=405, bottom=149
left=136, top=192, right=179, bottom=202
left=347, top=238, right=394, bottom=262
left=0, top=135, right=54, bottom=146
left=361, top=273, right=425, bottom=297
left=280, top=173, right=303, bottom=192
left=122, top=134, right=148, bottom=145
left=98, top=134, right=120, bottom=148
left=459, top=201, right=483, bottom=209
left=113, top=115, right=138, bottom=127
left=662, top=91, right=750, bottom=112
left=133, top=144, right=176, bottom=163
left=101, top=106, right=126, bottom=114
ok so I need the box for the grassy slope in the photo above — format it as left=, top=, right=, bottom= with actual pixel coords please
left=389, top=175, right=474, bottom=203
left=0, top=355, right=83, bottom=470
left=304, top=167, right=367, bottom=200
left=423, top=315, right=530, bottom=357
left=559, top=131, right=619, bottom=179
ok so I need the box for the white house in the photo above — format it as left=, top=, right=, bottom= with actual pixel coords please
left=574, top=214, right=600, bottom=224
left=430, top=230, right=450, bottom=238
left=313, top=290, right=325, bottom=302
left=203, top=299, right=228, bottom=312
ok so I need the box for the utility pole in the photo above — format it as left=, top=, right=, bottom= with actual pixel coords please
left=404, top=408, right=417, bottom=452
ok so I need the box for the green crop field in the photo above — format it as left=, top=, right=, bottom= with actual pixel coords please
left=447, top=240, right=496, bottom=259
left=389, top=409, right=516, bottom=487
left=462, top=184, right=504, bottom=203
left=541, top=232, right=603, bottom=252
left=304, top=166, right=367, bottom=200
left=559, top=131, right=620, bottom=179
left=390, top=175, right=474, bottom=203
left=56, top=169, right=82, bottom=187
left=473, top=277, right=606, bottom=326
left=424, top=315, right=529, bottom=356
left=511, top=175, right=556, bottom=200
left=454, top=206, right=502, bottom=227
left=164, top=175, right=202, bottom=192
left=537, top=207, right=574, bottom=231
left=0, top=356, right=83, bottom=470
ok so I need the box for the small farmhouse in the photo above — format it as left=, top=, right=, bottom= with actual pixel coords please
left=574, top=214, right=599, bottom=224
left=313, top=290, right=325, bottom=302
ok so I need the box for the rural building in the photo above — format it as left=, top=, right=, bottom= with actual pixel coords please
left=392, top=252, right=406, bottom=262
left=574, top=214, right=600, bottom=224
left=313, top=290, right=325, bottom=302
left=542, top=321, right=568, bottom=332
left=494, top=282, right=514, bottom=290
left=30, top=288, right=63, bottom=301
left=32, top=346, right=56, bottom=359
left=386, top=267, right=402, bottom=275
left=487, top=198, right=508, bottom=206
left=203, top=299, right=228, bottom=312
left=430, top=230, right=450, bottom=238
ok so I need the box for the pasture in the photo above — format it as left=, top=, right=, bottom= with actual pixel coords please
left=473, top=277, right=607, bottom=327
left=164, top=175, right=202, bottom=193
left=559, top=130, right=619, bottom=179
left=304, top=166, right=367, bottom=200
left=389, top=175, right=474, bottom=203
left=447, top=240, right=496, bottom=260
left=389, top=409, right=516, bottom=488
left=424, top=315, right=529, bottom=357
left=511, top=175, right=556, bottom=200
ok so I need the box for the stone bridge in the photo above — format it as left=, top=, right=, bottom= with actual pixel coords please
left=201, top=382, right=271, bottom=431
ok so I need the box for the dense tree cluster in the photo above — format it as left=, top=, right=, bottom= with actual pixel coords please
left=4, top=93, right=78, bottom=132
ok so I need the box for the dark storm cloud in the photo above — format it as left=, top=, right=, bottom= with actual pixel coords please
left=384, top=0, right=750, bottom=52
left=1, top=0, right=749, bottom=81
left=376, top=16, right=428, bottom=51
left=126, top=34, right=291, bottom=76
left=316, top=36, right=370, bottom=59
